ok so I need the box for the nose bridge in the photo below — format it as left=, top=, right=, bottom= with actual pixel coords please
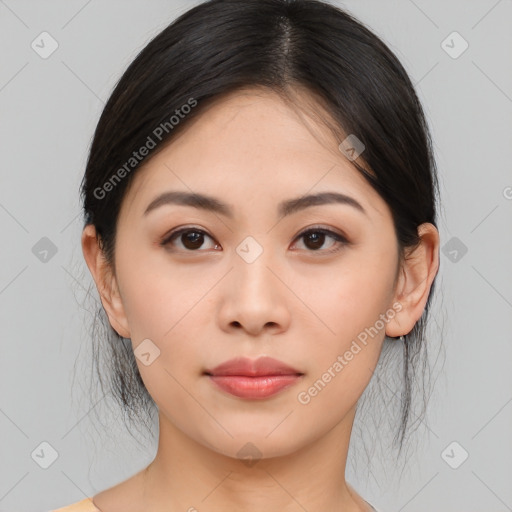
left=217, top=232, right=290, bottom=334
left=233, top=233, right=277, bottom=295
left=214, top=221, right=291, bottom=337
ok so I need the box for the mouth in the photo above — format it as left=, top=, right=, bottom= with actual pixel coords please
left=204, top=356, right=304, bottom=400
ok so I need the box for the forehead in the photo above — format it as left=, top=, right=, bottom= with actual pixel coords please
left=120, top=87, right=390, bottom=222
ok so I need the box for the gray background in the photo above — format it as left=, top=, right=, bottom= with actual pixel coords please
left=1, top=1, right=511, bottom=511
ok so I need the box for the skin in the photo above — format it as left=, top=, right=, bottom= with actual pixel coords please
left=82, top=87, right=440, bottom=512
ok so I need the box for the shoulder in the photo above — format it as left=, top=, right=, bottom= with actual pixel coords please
left=362, top=497, right=384, bottom=512
left=50, top=497, right=100, bottom=512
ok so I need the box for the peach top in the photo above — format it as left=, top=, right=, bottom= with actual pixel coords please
left=51, top=498, right=100, bottom=512
left=51, top=496, right=381, bottom=511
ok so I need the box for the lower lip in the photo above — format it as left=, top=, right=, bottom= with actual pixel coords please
left=208, top=374, right=303, bottom=399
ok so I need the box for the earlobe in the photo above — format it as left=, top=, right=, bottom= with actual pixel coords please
left=81, top=224, right=131, bottom=339
left=385, top=222, right=440, bottom=338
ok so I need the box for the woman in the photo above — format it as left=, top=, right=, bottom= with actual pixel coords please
left=53, top=0, right=440, bottom=510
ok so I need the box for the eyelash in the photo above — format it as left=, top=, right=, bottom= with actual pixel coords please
left=160, top=225, right=349, bottom=255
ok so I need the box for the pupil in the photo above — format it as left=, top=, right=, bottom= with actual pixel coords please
left=184, top=232, right=203, bottom=249
left=306, top=232, right=324, bottom=250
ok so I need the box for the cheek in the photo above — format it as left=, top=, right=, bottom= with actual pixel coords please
left=310, top=253, right=396, bottom=338
left=116, top=251, right=214, bottom=385
left=295, top=269, right=389, bottom=415
left=297, top=248, right=396, bottom=402
left=117, top=262, right=206, bottom=409
left=115, top=239, right=199, bottom=338
left=120, top=275, right=174, bottom=339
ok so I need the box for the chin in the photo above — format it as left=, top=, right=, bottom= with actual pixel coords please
left=199, top=428, right=309, bottom=463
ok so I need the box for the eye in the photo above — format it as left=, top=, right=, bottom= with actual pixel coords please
left=160, top=227, right=220, bottom=252
left=292, top=226, right=349, bottom=254
left=160, top=225, right=349, bottom=253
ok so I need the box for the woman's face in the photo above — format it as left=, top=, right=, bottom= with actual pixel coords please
left=101, top=88, right=406, bottom=459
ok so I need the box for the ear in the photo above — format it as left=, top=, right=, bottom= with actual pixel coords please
left=385, top=222, right=440, bottom=338
left=81, top=224, right=131, bottom=339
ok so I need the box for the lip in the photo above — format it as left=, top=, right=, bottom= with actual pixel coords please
left=206, top=356, right=302, bottom=377
left=205, top=356, right=304, bottom=399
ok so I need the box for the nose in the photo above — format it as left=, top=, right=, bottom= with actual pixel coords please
left=218, top=250, right=291, bottom=337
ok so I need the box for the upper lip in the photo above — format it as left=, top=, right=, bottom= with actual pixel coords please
left=205, top=356, right=303, bottom=377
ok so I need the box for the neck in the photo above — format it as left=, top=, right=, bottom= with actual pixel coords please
left=140, top=406, right=369, bottom=512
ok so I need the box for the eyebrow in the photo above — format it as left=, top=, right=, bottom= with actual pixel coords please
left=143, top=190, right=367, bottom=218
